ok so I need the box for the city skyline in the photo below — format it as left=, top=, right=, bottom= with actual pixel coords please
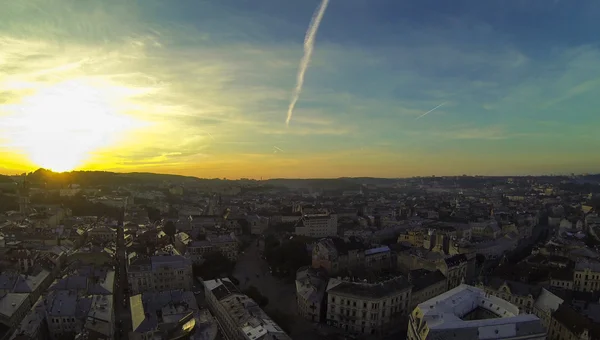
left=1, top=0, right=600, bottom=179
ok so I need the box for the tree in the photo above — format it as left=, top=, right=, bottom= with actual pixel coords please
left=243, top=286, right=269, bottom=307
left=164, top=221, right=176, bottom=240
left=193, top=252, right=235, bottom=280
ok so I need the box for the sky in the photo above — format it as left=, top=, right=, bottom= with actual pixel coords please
left=1, top=0, right=600, bottom=179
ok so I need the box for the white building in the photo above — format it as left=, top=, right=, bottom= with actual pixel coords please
left=408, top=284, right=547, bottom=340
left=295, top=213, right=338, bottom=238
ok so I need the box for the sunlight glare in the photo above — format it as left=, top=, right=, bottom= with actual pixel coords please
left=1, top=79, right=146, bottom=172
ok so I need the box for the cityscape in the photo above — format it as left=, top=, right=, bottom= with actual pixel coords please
left=2, top=0, right=600, bottom=340
left=0, top=170, right=599, bottom=340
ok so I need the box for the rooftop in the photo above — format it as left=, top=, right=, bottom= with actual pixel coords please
left=413, top=284, right=546, bottom=340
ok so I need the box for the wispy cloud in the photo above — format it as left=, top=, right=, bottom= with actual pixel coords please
left=285, top=0, right=330, bottom=126
left=415, top=102, right=446, bottom=120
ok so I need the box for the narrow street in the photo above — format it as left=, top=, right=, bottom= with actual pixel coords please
left=115, top=222, right=133, bottom=339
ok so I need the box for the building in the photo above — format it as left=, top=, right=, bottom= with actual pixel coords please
left=9, top=296, right=48, bottom=340
left=573, top=260, right=600, bottom=292
left=364, top=246, right=392, bottom=271
left=438, top=254, right=468, bottom=289
left=326, top=276, right=412, bottom=336
left=45, top=290, right=115, bottom=340
left=311, top=237, right=367, bottom=275
left=408, top=284, right=546, bottom=340
left=88, top=225, right=117, bottom=243
left=127, top=255, right=193, bottom=295
left=408, top=269, right=447, bottom=311
left=295, top=267, right=327, bottom=322
left=0, top=293, right=31, bottom=328
left=477, top=278, right=542, bottom=314
left=295, top=213, right=338, bottom=238
left=532, top=288, right=563, bottom=331
left=129, top=290, right=214, bottom=340
left=247, top=216, right=269, bottom=235
left=548, top=303, right=600, bottom=340
left=186, top=234, right=238, bottom=262
left=203, top=278, right=291, bottom=340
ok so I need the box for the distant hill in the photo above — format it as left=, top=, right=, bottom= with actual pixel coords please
left=25, top=168, right=203, bottom=188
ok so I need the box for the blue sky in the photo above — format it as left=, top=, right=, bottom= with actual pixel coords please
left=0, top=0, right=599, bottom=178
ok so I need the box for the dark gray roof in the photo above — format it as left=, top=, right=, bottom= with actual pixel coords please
left=328, top=276, right=411, bottom=299
left=411, top=270, right=446, bottom=293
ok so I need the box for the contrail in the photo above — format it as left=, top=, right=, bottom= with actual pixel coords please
left=285, top=0, right=330, bottom=126
left=415, top=102, right=446, bottom=120
left=273, top=146, right=284, bottom=153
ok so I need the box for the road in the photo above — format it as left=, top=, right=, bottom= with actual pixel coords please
left=232, top=241, right=327, bottom=339
left=115, top=222, right=133, bottom=339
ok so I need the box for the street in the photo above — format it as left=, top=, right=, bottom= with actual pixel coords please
left=115, top=223, right=133, bottom=339
left=232, top=241, right=322, bottom=339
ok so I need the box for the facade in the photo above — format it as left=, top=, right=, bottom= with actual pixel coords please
left=326, top=276, right=412, bottom=336
left=408, top=284, right=546, bottom=340
left=311, top=237, right=367, bottom=275
left=88, top=225, right=117, bottom=243
left=295, top=213, right=338, bottom=238
left=127, top=255, right=193, bottom=295
left=548, top=303, right=600, bottom=340
left=477, top=278, right=542, bottom=314
left=186, top=234, right=238, bottom=262
left=409, top=269, right=447, bottom=311
left=364, top=246, right=392, bottom=271
left=295, top=267, right=327, bottom=322
left=203, top=278, right=291, bottom=340
left=573, top=260, right=600, bottom=292
left=438, top=254, right=468, bottom=289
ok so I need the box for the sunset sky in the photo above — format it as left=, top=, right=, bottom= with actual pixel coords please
left=1, top=0, right=600, bottom=179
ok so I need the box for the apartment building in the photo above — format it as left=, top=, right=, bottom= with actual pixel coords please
left=408, top=284, right=546, bottom=340
left=88, top=225, right=117, bottom=243
left=573, top=260, right=600, bottom=292
left=45, top=291, right=115, bottom=340
left=127, top=255, right=193, bottom=295
left=203, top=278, right=291, bottom=340
left=186, top=234, right=239, bottom=262
left=312, top=237, right=367, bottom=275
left=364, top=246, right=392, bottom=271
left=548, top=303, right=600, bottom=340
left=408, top=269, right=447, bottom=311
left=295, top=213, right=338, bottom=238
left=326, top=276, right=412, bottom=336
left=295, top=267, right=327, bottom=322
left=438, top=254, right=468, bottom=289
left=477, top=278, right=542, bottom=314
left=129, top=290, right=202, bottom=340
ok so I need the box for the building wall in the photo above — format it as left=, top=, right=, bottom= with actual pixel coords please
left=574, top=267, right=600, bottom=292
left=326, top=288, right=411, bottom=336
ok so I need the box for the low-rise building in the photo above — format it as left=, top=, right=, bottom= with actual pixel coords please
left=408, top=284, right=546, bottom=340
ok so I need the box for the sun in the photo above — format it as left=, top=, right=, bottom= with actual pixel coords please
left=1, top=79, right=143, bottom=172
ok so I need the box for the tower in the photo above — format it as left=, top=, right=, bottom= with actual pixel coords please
left=18, top=179, right=30, bottom=215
